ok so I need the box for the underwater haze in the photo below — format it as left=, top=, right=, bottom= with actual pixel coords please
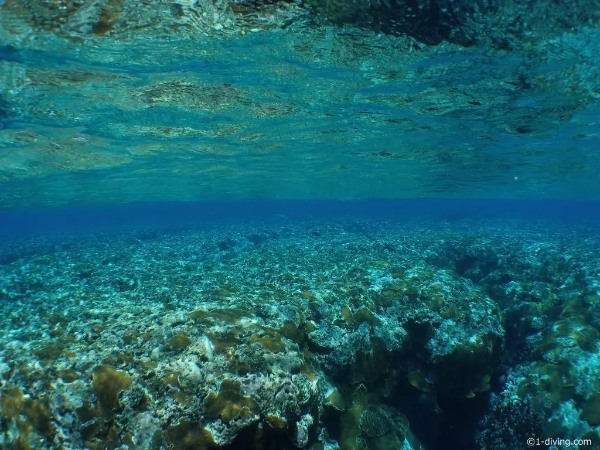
left=1, top=1, right=600, bottom=449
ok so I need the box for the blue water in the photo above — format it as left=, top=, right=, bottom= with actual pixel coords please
left=1, top=199, right=600, bottom=239
left=1, top=1, right=600, bottom=449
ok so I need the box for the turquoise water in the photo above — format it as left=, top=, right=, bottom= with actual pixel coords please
left=1, top=1, right=599, bottom=206
left=1, top=1, right=600, bottom=450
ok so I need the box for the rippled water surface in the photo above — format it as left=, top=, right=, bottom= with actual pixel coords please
left=1, top=0, right=599, bottom=208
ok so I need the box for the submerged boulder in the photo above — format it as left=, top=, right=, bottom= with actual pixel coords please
left=308, top=264, right=504, bottom=399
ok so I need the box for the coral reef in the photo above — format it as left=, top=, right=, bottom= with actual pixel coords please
left=0, top=219, right=598, bottom=449
left=421, top=228, right=600, bottom=448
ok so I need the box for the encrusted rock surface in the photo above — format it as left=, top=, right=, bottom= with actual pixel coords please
left=1, top=219, right=598, bottom=448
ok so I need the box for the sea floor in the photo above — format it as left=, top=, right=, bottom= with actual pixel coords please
left=0, top=218, right=599, bottom=449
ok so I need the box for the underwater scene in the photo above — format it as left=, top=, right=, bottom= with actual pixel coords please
left=1, top=1, right=600, bottom=449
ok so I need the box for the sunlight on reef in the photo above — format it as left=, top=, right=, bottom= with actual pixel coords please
left=1, top=219, right=599, bottom=448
